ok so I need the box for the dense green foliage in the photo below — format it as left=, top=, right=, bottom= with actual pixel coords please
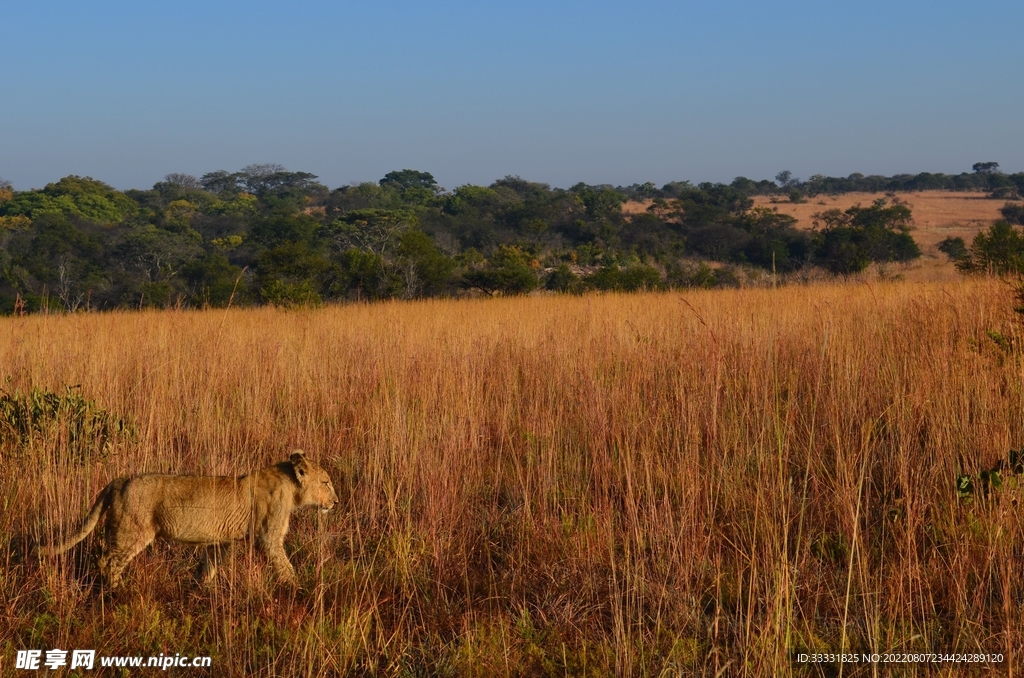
left=809, top=198, right=920, bottom=275
left=952, top=221, right=1024, bottom=275
left=4, top=162, right=1018, bottom=313
left=1000, top=202, right=1024, bottom=225
left=0, top=385, right=135, bottom=462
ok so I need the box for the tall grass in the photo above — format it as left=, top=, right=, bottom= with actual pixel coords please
left=1, top=279, right=1021, bottom=676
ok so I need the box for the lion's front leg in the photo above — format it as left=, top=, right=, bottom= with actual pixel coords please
left=257, top=516, right=298, bottom=587
left=260, top=539, right=298, bottom=586
left=270, top=549, right=298, bottom=587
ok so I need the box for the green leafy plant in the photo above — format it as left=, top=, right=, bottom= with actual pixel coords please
left=0, top=385, right=135, bottom=461
left=956, top=449, right=1024, bottom=502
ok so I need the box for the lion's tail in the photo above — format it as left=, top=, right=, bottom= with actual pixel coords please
left=36, top=479, right=122, bottom=557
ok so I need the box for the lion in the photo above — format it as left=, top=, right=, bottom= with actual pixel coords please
left=36, top=450, right=338, bottom=588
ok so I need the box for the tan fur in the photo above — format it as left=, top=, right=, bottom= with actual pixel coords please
left=37, top=450, right=338, bottom=588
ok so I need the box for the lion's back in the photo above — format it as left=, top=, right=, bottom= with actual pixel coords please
left=118, top=474, right=252, bottom=544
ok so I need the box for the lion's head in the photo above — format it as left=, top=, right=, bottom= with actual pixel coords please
left=290, top=450, right=339, bottom=512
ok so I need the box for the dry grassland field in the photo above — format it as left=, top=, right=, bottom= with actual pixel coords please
left=623, top=191, right=1007, bottom=251
left=2, top=280, right=1024, bottom=675
left=625, top=191, right=1014, bottom=283
left=750, top=191, right=1009, bottom=253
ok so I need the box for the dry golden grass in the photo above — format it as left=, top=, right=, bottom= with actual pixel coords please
left=2, top=281, right=1023, bottom=675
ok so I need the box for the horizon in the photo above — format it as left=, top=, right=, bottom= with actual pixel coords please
left=1, top=163, right=1015, bottom=195
left=2, top=1, right=1022, bottom=191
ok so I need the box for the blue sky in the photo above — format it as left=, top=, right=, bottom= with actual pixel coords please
left=2, top=1, right=1022, bottom=191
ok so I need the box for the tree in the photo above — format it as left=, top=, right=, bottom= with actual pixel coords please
left=665, top=262, right=737, bottom=289
left=326, top=183, right=404, bottom=214
left=395, top=229, right=455, bottom=298
left=811, top=198, right=920, bottom=275
left=570, top=184, right=625, bottom=221
left=734, top=207, right=809, bottom=272
left=237, top=165, right=324, bottom=197
left=545, top=264, right=581, bottom=293
left=181, top=253, right=245, bottom=307
left=491, top=175, right=553, bottom=202
left=380, top=169, right=440, bottom=192
left=0, top=176, right=136, bottom=224
left=1000, top=203, right=1024, bottom=225
left=462, top=245, right=538, bottom=296
left=162, top=173, right=202, bottom=190
left=0, top=215, right=30, bottom=239
left=114, top=225, right=203, bottom=284
left=687, top=224, right=750, bottom=261
left=671, top=184, right=753, bottom=228
left=200, top=171, right=239, bottom=196
left=164, top=200, right=198, bottom=233
left=3, top=212, right=109, bottom=308
left=329, top=248, right=390, bottom=301
left=973, top=162, right=1000, bottom=174
left=443, top=185, right=509, bottom=215
left=957, top=221, right=1024, bottom=275
left=775, top=170, right=799, bottom=189
left=730, top=177, right=757, bottom=194
left=937, top=236, right=968, bottom=262
left=812, top=227, right=870, bottom=276
left=254, top=241, right=330, bottom=306
left=200, top=166, right=326, bottom=209
left=379, top=170, right=442, bottom=203
left=324, top=209, right=415, bottom=256
left=238, top=163, right=285, bottom=185
left=585, top=264, right=662, bottom=292
left=250, top=213, right=319, bottom=248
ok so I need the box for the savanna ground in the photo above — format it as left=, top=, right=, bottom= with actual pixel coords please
left=757, top=192, right=1011, bottom=285
left=2, top=278, right=1024, bottom=676
left=750, top=191, right=1008, bottom=252
left=626, top=191, right=1015, bottom=284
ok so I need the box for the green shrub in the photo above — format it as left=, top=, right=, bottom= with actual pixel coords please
left=956, top=221, right=1024, bottom=275
left=0, top=385, right=135, bottom=461
left=544, top=264, right=582, bottom=293
left=462, top=245, right=539, bottom=296
left=937, top=236, right=968, bottom=262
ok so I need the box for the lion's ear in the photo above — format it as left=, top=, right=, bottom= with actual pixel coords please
left=290, top=450, right=309, bottom=484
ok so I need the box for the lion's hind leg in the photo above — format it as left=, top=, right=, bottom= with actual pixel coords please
left=98, top=529, right=155, bottom=589
left=196, top=544, right=230, bottom=585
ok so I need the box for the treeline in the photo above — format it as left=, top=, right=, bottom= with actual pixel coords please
left=622, top=163, right=1024, bottom=202
left=756, top=163, right=1024, bottom=202
left=0, top=163, right=1012, bottom=313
